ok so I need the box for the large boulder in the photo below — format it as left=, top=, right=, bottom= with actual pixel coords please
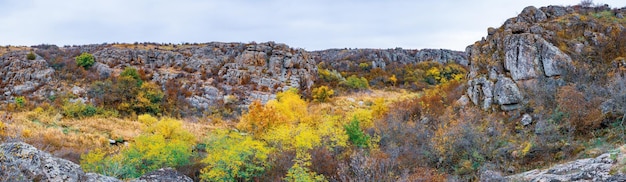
left=503, top=34, right=572, bottom=81
left=494, top=76, right=523, bottom=111
left=505, top=152, right=617, bottom=181
left=0, top=142, right=194, bottom=182
left=516, top=6, right=547, bottom=24
left=504, top=33, right=540, bottom=81
left=0, top=142, right=120, bottom=182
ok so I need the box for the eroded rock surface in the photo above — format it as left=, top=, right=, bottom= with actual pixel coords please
left=505, top=153, right=617, bottom=181
left=463, top=5, right=622, bottom=111
left=0, top=142, right=119, bottom=182
left=312, top=48, right=467, bottom=72
left=130, top=168, right=193, bottom=182
left=0, top=142, right=193, bottom=182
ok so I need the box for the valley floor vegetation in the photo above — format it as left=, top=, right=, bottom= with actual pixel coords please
left=1, top=56, right=623, bottom=181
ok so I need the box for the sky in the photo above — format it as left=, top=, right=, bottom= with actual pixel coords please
left=1, top=0, right=625, bottom=51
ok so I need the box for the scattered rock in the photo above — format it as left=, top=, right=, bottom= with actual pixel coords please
left=71, top=86, right=85, bottom=96
left=85, top=173, right=122, bottom=182
left=131, top=168, right=192, bottom=182
left=521, top=114, right=532, bottom=126
left=456, top=95, right=470, bottom=107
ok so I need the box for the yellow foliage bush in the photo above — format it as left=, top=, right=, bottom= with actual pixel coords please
left=349, top=109, right=373, bottom=129
left=0, top=121, right=4, bottom=137
left=144, top=117, right=194, bottom=142
left=238, top=100, right=288, bottom=136
left=316, top=115, right=349, bottom=149
left=80, top=117, right=196, bottom=179
left=138, top=114, right=158, bottom=126
left=274, top=88, right=308, bottom=122
left=371, top=98, right=388, bottom=119
left=201, top=129, right=271, bottom=181
left=312, top=86, right=334, bottom=102
left=238, top=88, right=310, bottom=136
left=389, top=74, right=397, bottom=86
left=22, top=128, right=32, bottom=138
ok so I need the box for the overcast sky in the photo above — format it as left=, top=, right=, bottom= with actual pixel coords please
left=1, top=0, right=625, bottom=51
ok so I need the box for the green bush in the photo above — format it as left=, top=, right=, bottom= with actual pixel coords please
left=75, top=52, right=95, bottom=69
left=120, top=67, right=143, bottom=86
left=14, top=96, right=26, bottom=108
left=344, top=117, right=370, bottom=148
left=26, top=52, right=36, bottom=60
left=343, top=75, right=369, bottom=90
left=359, top=62, right=371, bottom=71
left=62, top=101, right=99, bottom=118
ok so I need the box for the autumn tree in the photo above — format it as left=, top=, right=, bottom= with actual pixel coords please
left=201, top=129, right=271, bottom=181
left=312, top=86, right=334, bottom=102
left=237, top=100, right=287, bottom=136
left=80, top=116, right=195, bottom=178
left=342, top=75, right=369, bottom=90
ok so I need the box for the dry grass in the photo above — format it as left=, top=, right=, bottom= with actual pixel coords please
left=0, top=89, right=417, bottom=164
left=0, top=46, right=31, bottom=57
left=0, top=109, right=220, bottom=157
left=309, top=89, right=421, bottom=121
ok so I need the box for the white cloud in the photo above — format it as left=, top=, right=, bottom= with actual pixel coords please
left=1, top=0, right=625, bottom=50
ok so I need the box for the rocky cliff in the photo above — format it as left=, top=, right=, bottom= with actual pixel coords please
left=464, top=5, right=626, bottom=112
left=0, top=142, right=191, bottom=182
left=2, top=42, right=318, bottom=112
left=1, top=43, right=468, bottom=114
left=312, top=48, right=467, bottom=72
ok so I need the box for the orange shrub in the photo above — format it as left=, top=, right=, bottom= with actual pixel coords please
left=556, top=85, right=603, bottom=134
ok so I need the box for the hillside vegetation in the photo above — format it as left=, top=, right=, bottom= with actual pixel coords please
left=0, top=2, right=626, bottom=182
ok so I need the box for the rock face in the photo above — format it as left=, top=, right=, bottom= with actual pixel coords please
left=464, top=5, right=624, bottom=111
left=2, top=42, right=317, bottom=113
left=0, top=51, right=55, bottom=101
left=0, top=142, right=193, bottom=182
left=90, top=42, right=317, bottom=108
left=1, top=42, right=468, bottom=114
left=505, top=152, right=617, bottom=181
left=312, top=48, right=467, bottom=72
left=0, top=142, right=118, bottom=182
